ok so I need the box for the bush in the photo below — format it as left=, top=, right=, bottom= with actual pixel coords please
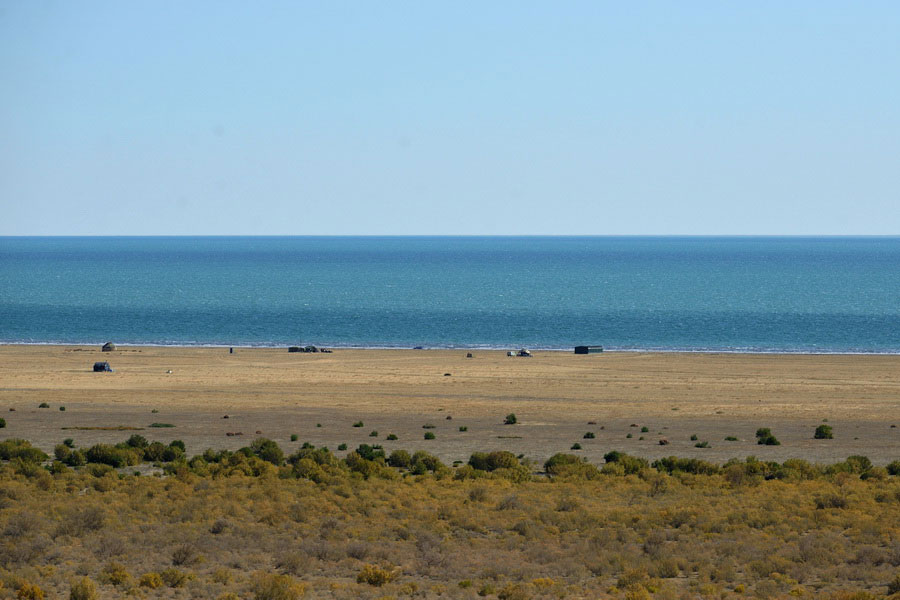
left=694, top=441, right=710, bottom=448
left=690, top=434, right=698, bottom=441
left=583, top=432, right=595, bottom=439
left=353, top=421, right=364, bottom=427
left=160, top=568, right=192, bottom=588
left=0, top=418, right=5, bottom=428
left=16, top=583, right=45, bottom=600
left=355, top=444, right=385, bottom=461
left=85, top=444, right=139, bottom=468
left=459, top=426, right=468, bottom=432
left=138, top=573, right=163, bottom=589
left=468, top=451, right=519, bottom=472
left=424, top=431, right=435, bottom=440
left=39, top=402, right=50, bottom=408
left=756, top=428, right=781, bottom=445
left=652, top=456, right=719, bottom=475
left=126, top=434, right=148, bottom=449
left=69, top=577, right=98, bottom=600
left=571, top=443, right=582, bottom=450
left=337, top=443, right=347, bottom=451
left=603, top=451, right=649, bottom=474
left=290, top=434, right=298, bottom=442
left=814, top=424, right=834, bottom=439
left=253, top=573, right=305, bottom=600
left=357, top=564, right=398, bottom=586
left=100, top=562, right=131, bottom=586
left=386, top=433, right=398, bottom=440
left=640, top=426, right=649, bottom=433
left=0, top=439, right=48, bottom=463
left=369, top=430, right=378, bottom=437
left=59, top=406, right=66, bottom=411
left=504, top=413, right=517, bottom=425
left=544, top=453, right=600, bottom=478
left=886, top=460, right=900, bottom=476
left=250, top=438, right=284, bottom=465
left=63, top=438, right=75, bottom=448
left=387, top=449, right=411, bottom=468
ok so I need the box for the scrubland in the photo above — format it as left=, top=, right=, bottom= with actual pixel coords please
left=2, top=436, right=900, bottom=600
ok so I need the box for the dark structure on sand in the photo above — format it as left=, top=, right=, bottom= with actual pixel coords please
left=101, top=342, right=116, bottom=352
left=574, top=345, right=603, bottom=354
left=93, top=362, right=113, bottom=372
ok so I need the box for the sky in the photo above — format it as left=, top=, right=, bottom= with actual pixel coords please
left=1, top=1, right=899, bottom=235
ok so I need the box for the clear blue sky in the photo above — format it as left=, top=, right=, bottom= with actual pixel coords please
left=2, top=1, right=898, bottom=235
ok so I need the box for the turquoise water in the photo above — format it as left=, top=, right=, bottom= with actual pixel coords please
left=0, top=236, right=898, bottom=352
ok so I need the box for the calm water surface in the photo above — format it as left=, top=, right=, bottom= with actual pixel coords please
left=1, top=236, right=897, bottom=352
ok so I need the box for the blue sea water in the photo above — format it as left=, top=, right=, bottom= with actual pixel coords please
left=0, top=236, right=898, bottom=353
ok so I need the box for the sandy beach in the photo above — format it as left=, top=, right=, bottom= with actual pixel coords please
left=1, top=345, right=898, bottom=465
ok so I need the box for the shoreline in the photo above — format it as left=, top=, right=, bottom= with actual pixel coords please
left=2, top=341, right=899, bottom=356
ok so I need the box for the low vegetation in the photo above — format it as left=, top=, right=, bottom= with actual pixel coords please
left=0, top=436, right=899, bottom=599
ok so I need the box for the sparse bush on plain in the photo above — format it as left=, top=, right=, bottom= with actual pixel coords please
left=69, top=576, right=98, bottom=600
left=755, top=427, right=781, bottom=445
left=357, top=564, right=398, bottom=586
left=504, top=413, right=517, bottom=425
left=815, top=424, right=834, bottom=439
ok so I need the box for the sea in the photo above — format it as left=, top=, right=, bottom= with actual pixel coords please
left=0, top=236, right=898, bottom=353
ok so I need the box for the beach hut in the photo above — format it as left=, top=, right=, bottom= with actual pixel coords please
left=517, top=349, right=532, bottom=357
left=93, top=362, right=113, bottom=372
left=101, top=342, right=116, bottom=352
left=574, top=345, right=603, bottom=354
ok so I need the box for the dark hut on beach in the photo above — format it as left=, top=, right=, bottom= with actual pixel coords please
left=101, top=342, right=116, bottom=352
left=93, top=362, right=113, bottom=372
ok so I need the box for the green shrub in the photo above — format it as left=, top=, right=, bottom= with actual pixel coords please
left=250, top=438, right=284, bottom=465
left=725, top=436, right=738, bottom=441
left=39, top=402, right=50, bottom=408
left=504, top=413, right=517, bottom=425
left=353, top=421, right=364, bottom=427
left=583, top=432, right=595, bottom=439
left=85, top=444, right=139, bottom=468
left=468, top=451, right=519, bottom=472
left=814, top=424, right=833, bottom=439
left=422, top=423, right=436, bottom=429
left=886, top=460, right=900, bottom=476
left=369, top=430, right=378, bottom=437
left=544, top=453, right=600, bottom=478
left=337, top=443, right=347, bottom=451
left=355, top=444, right=385, bottom=461
left=387, top=449, right=411, bottom=468
left=0, top=439, right=49, bottom=462
left=126, top=434, right=148, bottom=449
left=690, top=434, right=698, bottom=441
left=603, top=451, right=649, bottom=474
left=640, top=426, right=649, bottom=433
left=570, top=443, right=582, bottom=450
left=653, top=456, right=719, bottom=475
left=626, top=433, right=633, bottom=438
left=459, top=426, right=468, bottom=432
left=424, top=431, right=435, bottom=440
left=695, top=441, right=710, bottom=448
left=59, top=406, right=66, bottom=412
left=63, top=438, right=75, bottom=447
left=290, top=434, right=298, bottom=442
left=386, top=433, right=398, bottom=440
left=149, top=423, right=175, bottom=428
left=755, top=428, right=780, bottom=445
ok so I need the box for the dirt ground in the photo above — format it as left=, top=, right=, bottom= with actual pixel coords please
left=1, top=345, right=898, bottom=466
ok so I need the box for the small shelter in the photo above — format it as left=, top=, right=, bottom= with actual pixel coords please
left=517, top=348, right=532, bottom=357
left=101, top=342, right=116, bottom=352
left=93, top=362, right=113, bottom=372
left=574, top=345, right=603, bottom=354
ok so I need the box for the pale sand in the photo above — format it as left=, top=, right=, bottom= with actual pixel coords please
left=1, top=345, right=898, bottom=465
